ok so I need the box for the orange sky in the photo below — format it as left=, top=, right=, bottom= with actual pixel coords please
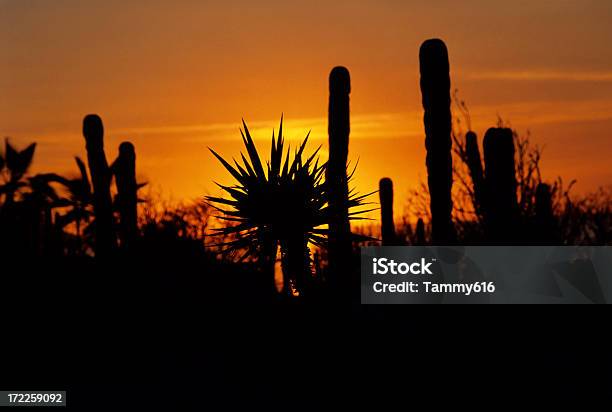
left=2, top=0, right=612, bottom=219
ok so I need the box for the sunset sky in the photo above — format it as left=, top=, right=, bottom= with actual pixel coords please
left=2, top=0, right=612, bottom=218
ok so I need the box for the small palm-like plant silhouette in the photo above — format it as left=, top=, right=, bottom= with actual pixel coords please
left=0, top=139, right=36, bottom=205
left=30, top=157, right=95, bottom=253
left=52, top=155, right=146, bottom=254
left=207, top=117, right=373, bottom=296
left=56, top=157, right=94, bottom=246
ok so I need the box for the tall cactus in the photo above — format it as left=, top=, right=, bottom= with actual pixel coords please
left=327, top=66, right=352, bottom=286
left=83, top=114, right=115, bottom=257
left=415, top=218, right=426, bottom=246
left=483, top=127, right=518, bottom=243
left=465, top=131, right=484, bottom=215
left=534, top=183, right=558, bottom=244
left=113, top=142, right=138, bottom=252
left=419, top=39, right=455, bottom=244
left=379, top=177, right=397, bottom=246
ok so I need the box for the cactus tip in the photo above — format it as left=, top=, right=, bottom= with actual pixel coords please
left=379, top=177, right=393, bottom=191
left=119, top=141, right=135, bottom=155
left=83, top=114, right=103, bottom=139
left=329, top=66, right=351, bottom=94
left=420, top=38, right=448, bottom=53
left=419, top=39, right=449, bottom=72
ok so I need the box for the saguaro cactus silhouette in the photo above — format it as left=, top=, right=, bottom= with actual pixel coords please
left=379, top=177, right=397, bottom=246
left=83, top=114, right=115, bottom=257
left=419, top=39, right=455, bottom=244
left=483, top=127, right=518, bottom=243
left=113, top=142, right=138, bottom=252
left=465, top=131, right=484, bottom=214
left=327, top=66, right=352, bottom=285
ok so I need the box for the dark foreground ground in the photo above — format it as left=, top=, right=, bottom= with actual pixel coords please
left=2, top=258, right=611, bottom=410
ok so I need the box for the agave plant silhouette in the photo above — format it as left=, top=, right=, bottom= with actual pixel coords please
left=206, top=117, right=374, bottom=296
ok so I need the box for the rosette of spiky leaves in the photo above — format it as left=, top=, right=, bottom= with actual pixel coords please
left=206, top=118, right=375, bottom=260
left=206, top=118, right=326, bottom=259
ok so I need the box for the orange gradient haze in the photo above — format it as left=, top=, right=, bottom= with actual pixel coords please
left=2, top=0, right=612, bottom=218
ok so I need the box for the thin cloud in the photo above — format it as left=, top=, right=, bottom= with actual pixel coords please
left=468, top=70, right=612, bottom=82
left=466, top=99, right=612, bottom=129
left=109, top=113, right=424, bottom=143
